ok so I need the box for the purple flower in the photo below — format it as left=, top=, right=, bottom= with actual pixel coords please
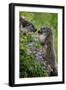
left=35, top=51, right=43, bottom=61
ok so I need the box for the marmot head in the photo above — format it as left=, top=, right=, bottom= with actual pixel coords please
left=38, top=27, right=53, bottom=45
left=20, top=17, right=37, bottom=34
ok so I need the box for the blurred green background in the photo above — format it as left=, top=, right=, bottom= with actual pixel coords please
left=19, top=12, right=58, bottom=78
